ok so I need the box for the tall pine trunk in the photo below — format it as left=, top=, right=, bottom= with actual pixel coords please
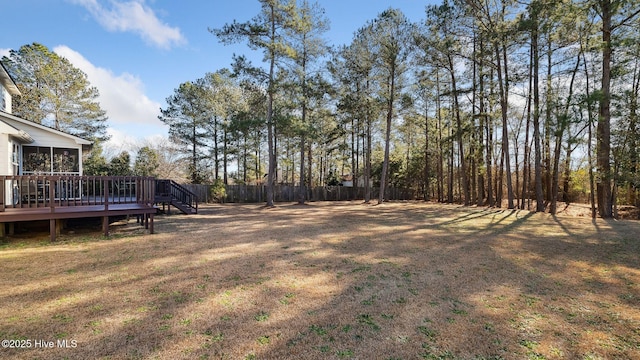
left=550, top=53, right=580, bottom=214
left=364, top=80, right=372, bottom=204
left=436, top=70, right=445, bottom=203
left=522, top=35, right=533, bottom=210
left=424, top=100, right=430, bottom=201
left=449, top=54, right=470, bottom=205
left=532, top=17, right=545, bottom=212
left=597, top=0, right=613, bottom=218
left=223, top=126, right=228, bottom=185
left=265, top=6, right=277, bottom=207
left=495, top=42, right=514, bottom=208
left=214, top=116, right=219, bottom=180
left=378, top=64, right=396, bottom=204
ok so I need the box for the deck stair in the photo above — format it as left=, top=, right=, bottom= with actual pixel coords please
left=155, top=180, right=198, bottom=215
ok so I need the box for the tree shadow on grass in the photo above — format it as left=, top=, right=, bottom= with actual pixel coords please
left=1, top=202, right=639, bottom=359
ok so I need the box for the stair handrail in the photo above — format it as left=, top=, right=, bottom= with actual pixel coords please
left=156, top=179, right=198, bottom=214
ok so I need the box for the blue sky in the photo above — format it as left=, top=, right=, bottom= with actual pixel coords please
left=0, top=0, right=433, bottom=155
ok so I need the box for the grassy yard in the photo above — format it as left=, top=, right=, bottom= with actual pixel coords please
left=0, top=202, right=639, bottom=359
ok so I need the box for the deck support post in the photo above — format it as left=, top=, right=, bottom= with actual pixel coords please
left=102, top=216, right=109, bottom=236
left=50, top=219, right=56, bottom=242
left=49, top=219, right=63, bottom=242
left=0, top=223, right=5, bottom=240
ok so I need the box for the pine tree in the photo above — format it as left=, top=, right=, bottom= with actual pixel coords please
left=212, top=0, right=299, bottom=207
left=109, top=151, right=132, bottom=176
left=158, top=81, right=211, bottom=183
left=133, top=146, right=160, bottom=177
left=288, top=0, right=330, bottom=204
left=1, top=42, right=108, bottom=141
left=331, top=27, right=379, bottom=203
left=592, top=0, right=640, bottom=217
left=363, top=8, right=416, bottom=204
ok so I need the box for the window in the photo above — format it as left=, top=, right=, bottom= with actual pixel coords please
left=23, top=146, right=51, bottom=174
left=0, top=86, right=5, bottom=112
left=12, top=143, right=19, bottom=165
left=22, top=146, right=80, bottom=175
left=12, top=142, right=20, bottom=175
left=53, top=148, right=79, bottom=173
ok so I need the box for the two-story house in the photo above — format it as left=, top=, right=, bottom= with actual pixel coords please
left=0, top=61, right=162, bottom=242
left=1, top=61, right=92, bottom=205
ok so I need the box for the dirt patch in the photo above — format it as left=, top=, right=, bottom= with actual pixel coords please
left=0, top=202, right=639, bottom=359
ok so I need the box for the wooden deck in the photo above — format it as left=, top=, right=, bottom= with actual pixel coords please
left=0, top=176, right=157, bottom=241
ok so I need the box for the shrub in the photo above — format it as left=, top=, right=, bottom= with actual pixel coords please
left=210, top=179, right=226, bottom=203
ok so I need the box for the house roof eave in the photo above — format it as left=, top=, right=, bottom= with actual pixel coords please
left=11, top=130, right=34, bottom=144
left=0, top=121, right=34, bottom=144
left=0, top=62, right=21, bottom=96
left=0, top=110, right=93, bottom=146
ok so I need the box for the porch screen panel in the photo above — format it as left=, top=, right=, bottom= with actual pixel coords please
left=53, top=148, right=79, bottom=173
left=23, top=146, right=51, bottom=174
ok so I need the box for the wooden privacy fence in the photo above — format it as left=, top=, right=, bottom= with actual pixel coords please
left=182, top=184, right=415, bottom=203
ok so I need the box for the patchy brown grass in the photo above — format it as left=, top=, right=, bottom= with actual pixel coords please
left=1, top=201, right=639, bottom=360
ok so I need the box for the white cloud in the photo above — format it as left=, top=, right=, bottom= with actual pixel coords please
left=103, top=129, right=170, bottom=160
left=54, top=45, right=162, bottom=125
left=68, top=0, right=185, bottom=49
left=103, top=128, right=138, bottom=156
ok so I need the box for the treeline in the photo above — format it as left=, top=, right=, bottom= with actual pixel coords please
left=158, top=0, right=639, bottom=216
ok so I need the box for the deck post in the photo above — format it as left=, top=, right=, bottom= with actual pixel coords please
left=0, top=223, right=5, bottom=239
left=149, top=213, right=154, bottom=234
left=49, top=178, right=56, bottom=209
left=103, top=178, right=109, bottom=211
left=0, top=176, right=5, bottom=212
left=50, top=219, right=56, bottom=242
left=102, top=216, right=109, bottom=236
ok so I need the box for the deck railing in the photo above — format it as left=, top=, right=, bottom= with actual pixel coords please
left=0, top=175, right=156, bottom=212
